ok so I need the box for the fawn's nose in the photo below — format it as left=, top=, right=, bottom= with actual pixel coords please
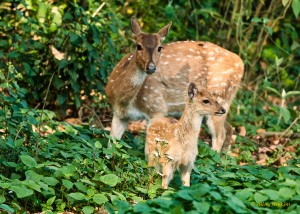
left=146, top=62, right=156, bottom=74
left=220, top=107, right=226, bottom=114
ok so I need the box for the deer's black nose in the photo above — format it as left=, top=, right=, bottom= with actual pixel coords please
left=146, top=62, right=156, bottom=74
left=221, top=107, right=226, bottom=114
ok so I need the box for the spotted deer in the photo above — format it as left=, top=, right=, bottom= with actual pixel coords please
left=146, top=82, right=225, bottom=189
left=105, top=18, right=244, bottom=152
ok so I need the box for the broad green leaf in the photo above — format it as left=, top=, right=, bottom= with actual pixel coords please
left=42, top=177, right=59, bottom=186
left=280, top=107, right=290, bottom=123
left=10, top=185, right=33, bottom=198
left=226, top=196, right=247, bottom=213
left=57, top=94, right=67, bottom=105
left=235, top=188, right=253, bottom=201
left=62, top=179, right=73, bottom=190
left=260, top=190, right=279, bottom=201
left=254, top=192, right=268, bottom=203
left=210, top=191, right=222, bottom=201
left=46, top=196, right=56, bottom=206
left=259, top=169, right=276, bottom=180
left=93, top=193, right=108, bottom=204
left=0, top=204, right=15, bottom=213
left=75, top=182, right=88, bottom=192
left=25, top=170, right=44, bottom=182
left=100, top=174, right=120, bottom=187
left=87, top=188, right=95, bottom=197
left=95, top=141, right=102, bottom=149
left=292, top=0, right=300, bottom=17
left=176, top=189, right=194, bottom=201
left=251, top=17, right=261, bottom=23
left=279, top=187, right=295, bottom=199
left=282, top=0, right=289, bottom=6
left=82, top=206, right=94, bottom=214
left=193, top=201, right=210, bottom=213
left=20, top=155, right=37, bottom=168
left=68, top=192, right=86, bottom=201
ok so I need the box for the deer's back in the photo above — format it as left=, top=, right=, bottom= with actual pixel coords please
left=136, top=41, right=244, bottom=117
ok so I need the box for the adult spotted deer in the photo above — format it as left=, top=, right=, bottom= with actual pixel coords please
left=146, top=82, right=226, bottom=189
left=105, top=18, right=244, bottom=152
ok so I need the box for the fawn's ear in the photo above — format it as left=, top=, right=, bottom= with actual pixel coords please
left=188, top=82, right=198, bottom=99
left=131, top=17, right=141, bottom=37
left=157, top=22, right=172, bottom=41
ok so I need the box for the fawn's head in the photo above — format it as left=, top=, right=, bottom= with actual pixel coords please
left=131, top=17, right=172, bottom=74
left=188, top=82, right=226, bottom=116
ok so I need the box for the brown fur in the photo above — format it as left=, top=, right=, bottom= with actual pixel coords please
left=146, top=83, right=225, bottom=189
left=105, top=18, right=244, bottom=152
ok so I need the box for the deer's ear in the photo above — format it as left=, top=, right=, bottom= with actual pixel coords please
left=131, top=17, right=141, bottom=36
left=188, top=82, right=198, bottom=99
left=157, top=22, right=172, bottom=40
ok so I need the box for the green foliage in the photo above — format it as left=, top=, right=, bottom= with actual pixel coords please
left=0, top=0, right=299, bottom=213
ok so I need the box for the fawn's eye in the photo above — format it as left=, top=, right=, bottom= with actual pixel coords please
left=158, top=46, right=163, bottom=52
left=136, top=44, right=143, bottom=51
left=203, top=99, right=210, bottom=104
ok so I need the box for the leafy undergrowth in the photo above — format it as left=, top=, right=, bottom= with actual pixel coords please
left=1, top=65, right=300, bottom=213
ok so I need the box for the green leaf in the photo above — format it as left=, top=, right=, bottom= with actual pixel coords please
left=260, top=190, right=279, bottom=201
left=210, top=191, right=222, bottom=200
left=47, top=196, right=56, bottom=205
left=251, top=17, right=261, bottom=23
left=93, top=193, right=108, bottom=205
left=292, top=0, right=300, bottom=17
left=0, top=204, right=15, bottom=213
left=226, top=196, right=247, bottom=213
left=42, top=177, right=59, bottom=186
left=75, top=182, right=88, bottom=192
left=10, top=185, right=34, bottom=198
left=95, top=141, right=102, bottom=149
left=279, top=187, right=295, bottom=199
left=62, top=179, right=73, bottom=190
left=193, top=201, right=210, bottom=213
left=0, top=194, right=6, bottom=204
left=264, top=86, right=281, bottom=97
left=284, top=91, right=300, bottom=99
left=259, top=169, right=276, bottom=180
left=235, top=188, right=253, bottom=201
left=100, top=174, right=120, bottom=187
left=68, top=192, right=86, bottom=201
left=20, top=155, right=37, bottom=168
left=280, top=107, right=290, bottom=123
left=57, top=94, right=67, bottom=105
left=177, top=189, right=194, bottom=201
left=87, top=188, right=95, bottom=197
left=254, top=192, right=268, bottom=203
left=282, top=0, right=289, bottom=7
left=82, top=206, right=94, bottom=214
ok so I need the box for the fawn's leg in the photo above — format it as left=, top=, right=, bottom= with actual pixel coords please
left=206, top=114, right=227, bottom=153
left=110, top=115, right=128, bottom=141
left=162, top=163, right=174, bottom=189
left=180, top=164, right=193, bottom=187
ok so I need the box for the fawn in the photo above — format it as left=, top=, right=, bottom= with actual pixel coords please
left=105, top=18, right=244, bottom=152
left=146, top=82, right=225, bottom=189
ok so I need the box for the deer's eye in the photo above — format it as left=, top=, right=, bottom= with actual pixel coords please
left=158, top=46, right=163, bottom=52
left=203, top=99, right=210, bottom=104
left=136, top=44, right=143, bottom=51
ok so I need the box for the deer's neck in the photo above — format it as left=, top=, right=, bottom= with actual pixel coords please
left=106, top=54, right=147, bottom=108
left=176, top=103, right=203, bottom=145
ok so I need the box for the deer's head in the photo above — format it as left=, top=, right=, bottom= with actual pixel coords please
left=131, top=17, right=172, bottom=74
left=188, top=82, right=226, bottom=116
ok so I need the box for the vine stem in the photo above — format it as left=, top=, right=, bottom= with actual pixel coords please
left=35, top=71, right=56, bottom=156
